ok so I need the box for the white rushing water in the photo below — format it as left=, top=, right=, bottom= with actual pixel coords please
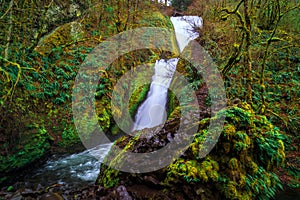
left=27, top=16, right=203, bottom=188
left=26, top=143, right=112, bottom=188
left=132, top=16, right=203, bottom=131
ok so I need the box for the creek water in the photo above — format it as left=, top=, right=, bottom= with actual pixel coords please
left=22, top=143, right=112, bottom=189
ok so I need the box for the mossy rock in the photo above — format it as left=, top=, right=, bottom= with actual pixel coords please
left=96, top=102, right=286, bottom=199
left=34, top=21, right=86, bottom=55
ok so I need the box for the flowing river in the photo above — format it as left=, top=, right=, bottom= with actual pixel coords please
left=22, top=143, right=112, bottom=189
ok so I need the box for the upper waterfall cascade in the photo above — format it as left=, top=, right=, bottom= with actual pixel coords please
left=132, top=16, right=203, bottom=131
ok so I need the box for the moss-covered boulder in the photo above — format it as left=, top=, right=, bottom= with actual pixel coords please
left=96, top=102, right=286, bottom=199
left=34, top=21, right=86, bottom=55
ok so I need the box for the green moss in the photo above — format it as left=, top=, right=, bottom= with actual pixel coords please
left=57, top=124, right=80, bottom=147
left=97, top=106, right=111, bottom=130
left=98, top=167, right=120, bottom=188
left=138, top=11, right=173, bottom=29
left=35, top=22, right=85, bottom=55
left=229, top=158, right=239, bottom=170
left=164, top=103, right=286, bottom=199
left=165, top=157, right=220, bottom=184
left=167, top=90, right=180, bottom=118
left=110, top=125, right=120, bottom=136
left=223, top=124, right=236, bottom=138
left=0, top=123, right=51, bottom=176
left=129, top=83, right=150, bottom=119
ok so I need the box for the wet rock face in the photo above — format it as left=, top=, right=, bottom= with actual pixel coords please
left=45, top=0, right=87, bottom=29
left=113, top=186, right=133, bottom=200
left=158, top=5, right=185, bottom=17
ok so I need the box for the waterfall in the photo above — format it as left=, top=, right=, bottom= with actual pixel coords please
left=22, top=16, right=203, bottom=189
left=132, top=16, right=203, bottom=131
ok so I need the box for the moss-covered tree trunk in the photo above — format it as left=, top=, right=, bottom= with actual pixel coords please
left=244, top=0, right=253, bottom=106
left=4, top=0, right=13, bottom=59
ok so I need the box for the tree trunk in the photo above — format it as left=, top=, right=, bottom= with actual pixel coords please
left=244, top=0, right=253, bottom=106
left=4, top=0, right=14, bottom=59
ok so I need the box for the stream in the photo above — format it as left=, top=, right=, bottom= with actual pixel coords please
left=21, top=143, right=112, bottom=190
